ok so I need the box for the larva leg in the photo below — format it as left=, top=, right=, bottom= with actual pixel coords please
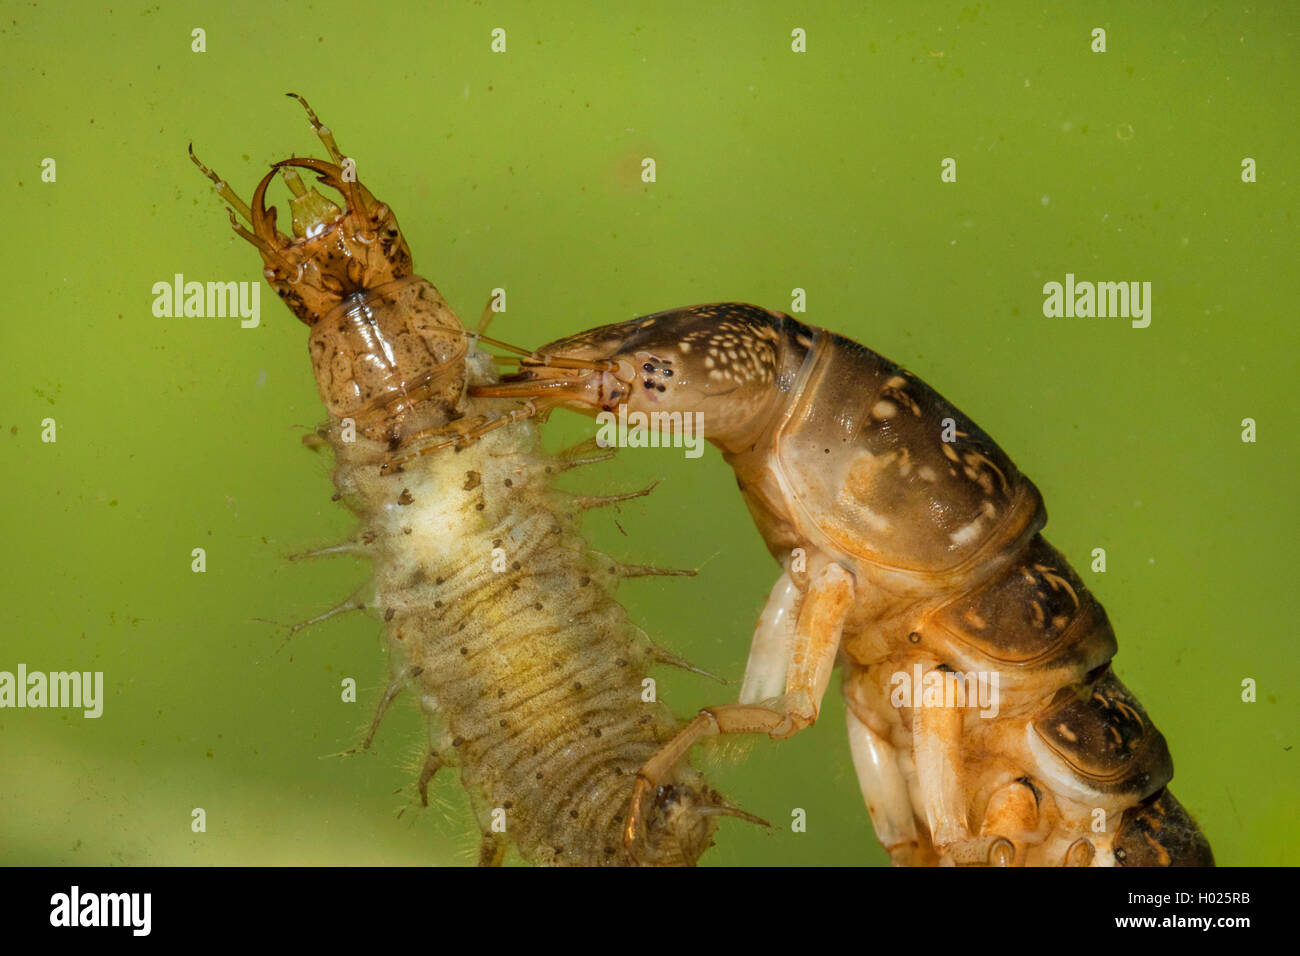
left=776, top=562, right=855, bottom=736
left=287, top=541, right=367, bottom=560
left=358, top=664, right=424, bottom=751
left=1063, top=837, right=1096, bottom=867
left=936, top=778, right=1040, bottom=866
left=845, top=706, right=924, bottom=865
left=912, top=668, right=970, bottom=853
left=624, top=703, right=788, bottom=855
left=626, top=563, right=854, bottom=852
left=286, top=595, right=369, bottom=636
left=416, top=749, right=444, bottom=807
left=973, top=778, right=1041, bottom=866
left=569, top=484, right=656, bottom=511
left=739, top=571, right=800, bottom=705
left=415, top=698, right=455, bottom=808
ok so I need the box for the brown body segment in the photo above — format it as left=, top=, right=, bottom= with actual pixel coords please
left=472, top=301, right=1213, bottom=866
left=762, top=329, right=1042, bottom=580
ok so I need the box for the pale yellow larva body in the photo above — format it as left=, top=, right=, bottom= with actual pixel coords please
left=327, top=347, right=721, bottom=865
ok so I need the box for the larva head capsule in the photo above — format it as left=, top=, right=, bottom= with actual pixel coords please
left=246, top=157, right=415, bottom=327
left=476, top=303, right=810, bottom=455
left=191, top=97, right=467, bottom=444
left=191, top=95, right=415, bottom=326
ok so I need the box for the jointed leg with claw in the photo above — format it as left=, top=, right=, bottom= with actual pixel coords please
left=624, top=561, right=855, bottom=854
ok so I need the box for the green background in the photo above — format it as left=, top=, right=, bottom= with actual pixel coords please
left=1, top=1, right=1294, bottom=866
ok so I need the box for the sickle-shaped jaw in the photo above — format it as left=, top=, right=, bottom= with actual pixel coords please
left=248, top=168, right=283, bottom=252
left=192, top=99, right=414, bottom=327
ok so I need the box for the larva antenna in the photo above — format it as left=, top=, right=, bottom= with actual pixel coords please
left=284, top=92, right=345, bottom=166
left=188, top=142, right=255, bottom=225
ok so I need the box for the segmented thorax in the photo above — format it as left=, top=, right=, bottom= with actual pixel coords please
left=307, top=276, right=467, bottom=444
left=761, top=331, right=1045, bottom=595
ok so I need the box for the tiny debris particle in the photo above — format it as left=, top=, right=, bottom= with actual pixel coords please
left=397, top=488, right=414, bottom=505
left=463, top=470, right=481, bottom=490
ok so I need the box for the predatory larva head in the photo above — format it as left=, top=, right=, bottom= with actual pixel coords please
left=494, top=303, right=800, bottom=454
left=191, top=96, right=466, bottom=443
left=243, top=157, right=414, bottom=326
left=190, top=94, right=415, bottom=327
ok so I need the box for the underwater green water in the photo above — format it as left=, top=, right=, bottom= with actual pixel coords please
left=1, top=1, right=1295, bottom=866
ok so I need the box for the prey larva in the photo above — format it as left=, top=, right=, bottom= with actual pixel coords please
left=191, top=95, right=753, bottom=865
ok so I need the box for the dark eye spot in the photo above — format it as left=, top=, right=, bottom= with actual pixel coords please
left=644, top=379, right=654, bottom=388
left=642, top=362, right=654, bottom=372
left=663, top=369, right=673, bottom=377
left=656, top=385, right=666, bottom=392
